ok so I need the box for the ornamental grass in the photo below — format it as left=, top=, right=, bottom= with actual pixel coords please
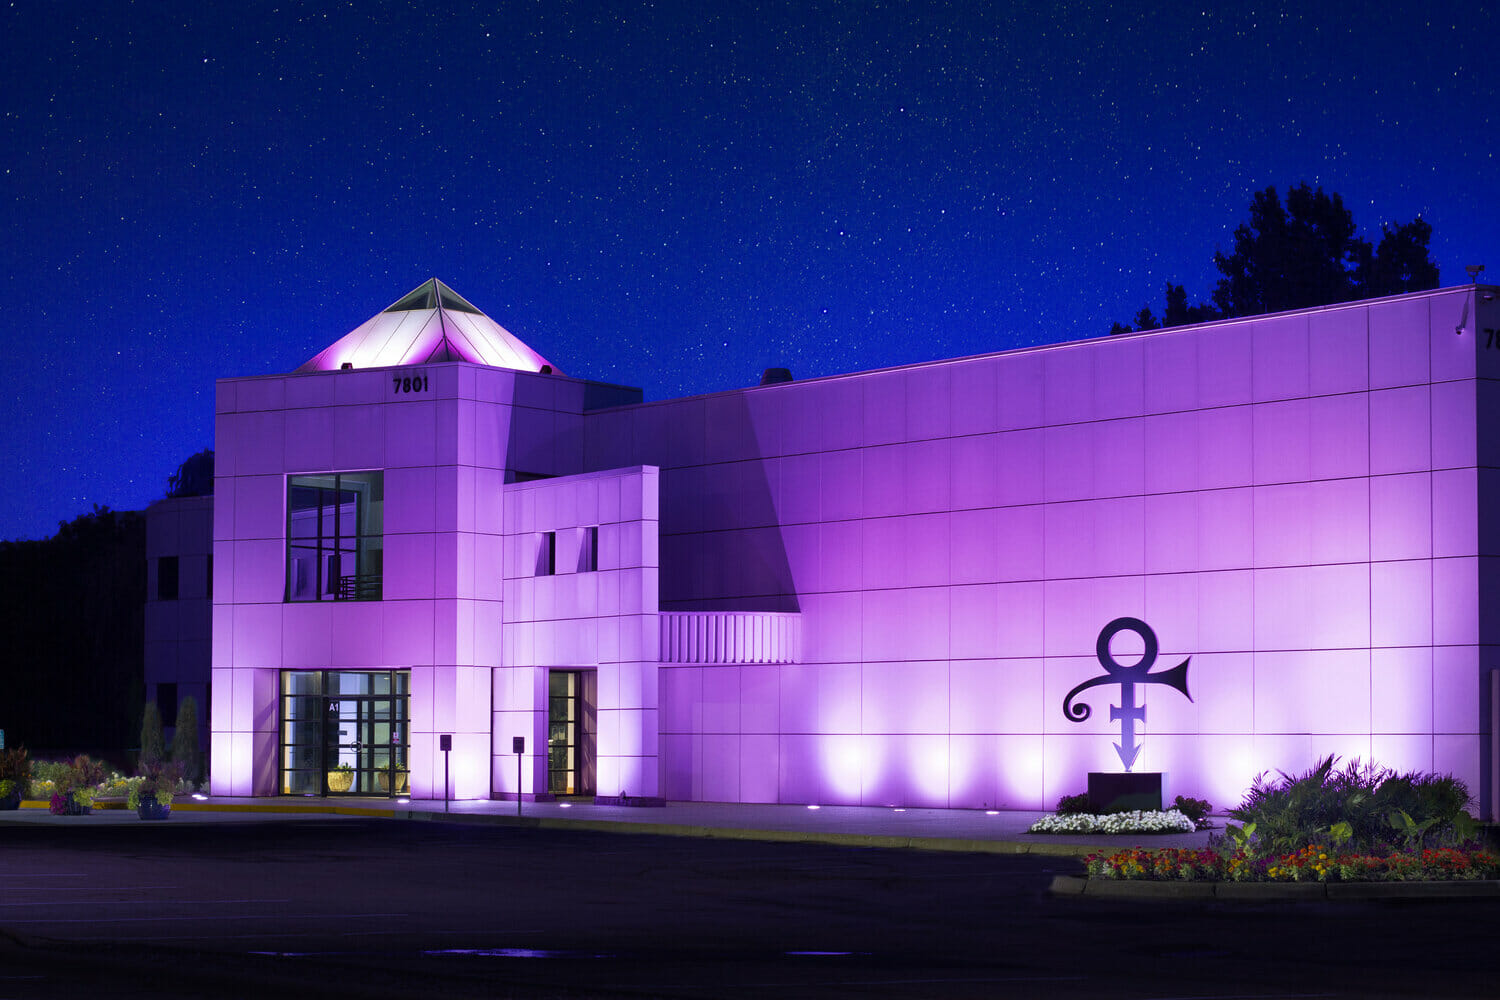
left=1086, top=844, right=1500, bottom=883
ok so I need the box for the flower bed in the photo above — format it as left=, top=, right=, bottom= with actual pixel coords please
left=1028, top=809, right=1197, bottom=835
left=1086, top=844, right=1500, bottom=883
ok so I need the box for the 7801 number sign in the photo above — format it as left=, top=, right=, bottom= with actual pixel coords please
left=393, top=374, right=430, bottom=394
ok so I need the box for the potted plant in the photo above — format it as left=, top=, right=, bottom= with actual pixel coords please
left=327, top=762, right=355, bottom=792
left=49, top=754, right=105, bottom=815
left=376, top=765, right=409, bottom=794
left=0, top=746, right=30, bottom=809
left=129, top=759, right=182, bottom=820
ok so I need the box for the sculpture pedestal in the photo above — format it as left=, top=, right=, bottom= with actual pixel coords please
left=1088, top=772, right=1163, bottom=813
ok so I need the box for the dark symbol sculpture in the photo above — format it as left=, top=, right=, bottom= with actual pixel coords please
left=1063, top=617, right=1192, bottom=772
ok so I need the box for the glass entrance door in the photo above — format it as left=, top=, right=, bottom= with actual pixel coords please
left=547, top=670, right=596, bottom=796
left=280, top=670, right=408, bottom=796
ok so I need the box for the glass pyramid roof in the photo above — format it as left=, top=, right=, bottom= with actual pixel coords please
left=296, top=279, right=558, bottom=374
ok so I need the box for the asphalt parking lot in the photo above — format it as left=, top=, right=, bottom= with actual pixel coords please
left=2, top=816, right=1498, bottom=998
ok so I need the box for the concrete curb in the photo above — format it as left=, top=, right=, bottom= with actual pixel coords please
left=7, top=799, right=1171, bottom=858
left=15, top=800, right=400, bottom=819
left=1050, top=874, right=1500, bottom=900
left=172, top=802, right=398, bottom=818
left=394, top=809, right=1115, bottom=856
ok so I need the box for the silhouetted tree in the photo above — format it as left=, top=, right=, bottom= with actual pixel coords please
left=1212, top=184, right=1366, bottom=315
left=0, top=506, right=144, bottom=755
left=1352, top=217, right=1441, bottom=298
left=1111, top=284, right=1217, bottom=335
left=1111, top=184, right=1438, bottom=333
left=1132, top=306, right=1160, bottom=331
left=1163, top=282, right=1219, bottom=327
left=166, top=450, right=214, bottom=498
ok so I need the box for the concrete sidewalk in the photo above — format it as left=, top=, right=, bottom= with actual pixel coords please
left=4, top=795, right=1219, bottom=857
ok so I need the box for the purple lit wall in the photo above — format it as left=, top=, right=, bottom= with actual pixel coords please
left=144, top=496, right=213, bottom=751
left=498, top=467, right=661, bottom=800
left=209, top=284, right=1500, bottom=817
left=210, top=363, right=636, bottom=799
left=583, top=287, right=1498, bottom=812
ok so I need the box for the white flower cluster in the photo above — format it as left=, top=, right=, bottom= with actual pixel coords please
left=1027, top=809, right=1197, bottom=835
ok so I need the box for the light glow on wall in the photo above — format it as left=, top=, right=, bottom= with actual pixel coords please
left=206, top=286, right=1492, bottom=814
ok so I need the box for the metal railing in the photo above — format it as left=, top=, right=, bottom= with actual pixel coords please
left=335, top=573, right=383, bottom=601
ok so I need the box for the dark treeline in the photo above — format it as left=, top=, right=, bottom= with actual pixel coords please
left=1112, top=183, right=1441, bottom=334
left=0, top=506, right=145, bottom=758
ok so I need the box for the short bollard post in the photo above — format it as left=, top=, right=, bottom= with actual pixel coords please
left=513, top=736, right=525, bottom=816
left=439, top=734, right=452, bottom=813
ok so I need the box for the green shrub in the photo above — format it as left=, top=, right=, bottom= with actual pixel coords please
left=0, top=747, right=32, bottom=798
left=1229, top=756, right=1472, bottom=854
left=31, top=759, right=73, bottom=785
left=141, top=701, right=166, bottom=766
left=1171, top=795, right=1214, bottom=829
left=170, top=696, right=200, bottom=784
left=1055, top=793, right=1093, bottom=815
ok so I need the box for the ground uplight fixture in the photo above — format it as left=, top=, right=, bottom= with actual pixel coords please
left=192, top=793, right=207, bottom=801
left=560, top=802, right=572, bottom=808
left=807, top=804, right=821, bottom=810
left=986, top=810, right=999, bottom=816
left=893, top=807, right=906, bottom=812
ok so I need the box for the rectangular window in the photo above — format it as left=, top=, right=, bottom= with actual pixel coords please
left=535, top=531, right=556, bottom=576
left=286, top=472, right=384, bottom=601
left=158, top=682, right=179, bottom=727
left=579, top=526, right=599, bottom=572
left=157, top=556, right=179, bottom=600
left=206, top=554, right=212, bottom=599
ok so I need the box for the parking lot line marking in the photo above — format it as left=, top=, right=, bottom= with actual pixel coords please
left=4, top=911, right=407, bottom=924
left=0, top=897, right=288, bottom=908
left=0, top=873, right=88, bottom=878
left=111, top=929, right=422, bottom=943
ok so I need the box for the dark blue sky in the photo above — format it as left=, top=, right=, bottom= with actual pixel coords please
left=3, top=1, right=1494, bottom=541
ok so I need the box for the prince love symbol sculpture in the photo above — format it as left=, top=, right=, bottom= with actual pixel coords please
left=1062, top=617, right=1193, bottom=772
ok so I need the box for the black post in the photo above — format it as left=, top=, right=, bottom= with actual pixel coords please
left=513, top=736, right=525, bottom=817
left=439, top=734, right=452, bottom=813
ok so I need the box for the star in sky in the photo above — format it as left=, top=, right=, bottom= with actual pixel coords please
left=0, top=0, right=1494, bottom=540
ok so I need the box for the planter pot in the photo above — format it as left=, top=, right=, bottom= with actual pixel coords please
left=376, top=771, right=409, bottom=794
left=137, top=800, right=172, bottom=821
left=0, top=790, right=20, bottom=811
left=327, top=770, right=354, bottom=793
left=60, top=800, right=91, bottom=816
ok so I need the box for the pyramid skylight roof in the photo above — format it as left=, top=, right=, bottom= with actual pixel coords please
left=297, top=279, right=558, bottom=374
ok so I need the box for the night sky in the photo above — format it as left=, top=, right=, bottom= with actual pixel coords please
left=3, top=1, right=1495, bottom=542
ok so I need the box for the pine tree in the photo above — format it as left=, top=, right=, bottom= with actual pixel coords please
left=1109, top=184, right=1438, bottom=333
left=170, top=696, right=200, bottom=785
left=140, top=702, right=165, bottom=767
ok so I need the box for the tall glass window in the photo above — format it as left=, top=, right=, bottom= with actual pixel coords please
left=286, top=471, right=383, bottom=601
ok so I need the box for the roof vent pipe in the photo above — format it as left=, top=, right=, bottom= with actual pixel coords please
left=759, top=367, right=793, bottom=386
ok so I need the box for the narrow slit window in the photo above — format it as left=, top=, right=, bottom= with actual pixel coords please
left=579, top=526, right=599, bottom=572
left=535, top=531, right=556, bottom=576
